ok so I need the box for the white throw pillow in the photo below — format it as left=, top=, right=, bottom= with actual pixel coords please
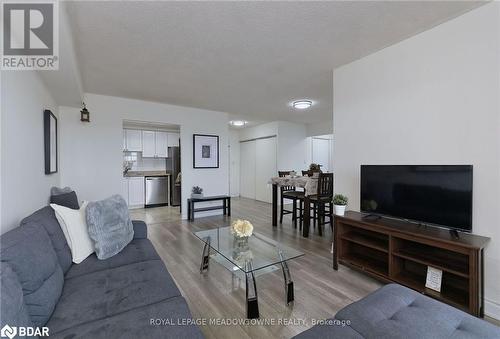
left=51, top=201, right=94, bottom=264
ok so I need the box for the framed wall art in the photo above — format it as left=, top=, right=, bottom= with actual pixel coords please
left=193, top=134, right=219, bottom=169
left=44, top=109, right=58, bottom=174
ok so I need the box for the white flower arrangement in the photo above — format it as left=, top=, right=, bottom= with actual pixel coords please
left=230, top=219, right=253, bottom=238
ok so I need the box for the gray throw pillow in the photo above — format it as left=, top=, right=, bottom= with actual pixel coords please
left=50, top=186, right=73, bottom=196
left=86, top=195, right=133, bottom=260
left=50, top=191, right=80, bottom=210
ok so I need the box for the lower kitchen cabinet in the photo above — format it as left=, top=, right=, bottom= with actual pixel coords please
left=124, top=177, right=145, bottom=208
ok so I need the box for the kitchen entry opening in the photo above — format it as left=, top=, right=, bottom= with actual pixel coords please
left=122, top=120, right=181, bottom=211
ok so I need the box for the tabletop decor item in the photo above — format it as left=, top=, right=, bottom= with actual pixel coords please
left=333, top=194, right=348, bottom=216
left=193, top=134, right=219, bottom=168
left=231, top=219, right=253, bottom=238
left=309, top=163, right=322, bottom=173
left=191, top=186, right=204, bottom=198
left=231, top=219, right=253, bottom=252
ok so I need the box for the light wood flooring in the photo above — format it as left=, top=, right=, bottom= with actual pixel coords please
left=130, top=198, right=383, bottom=339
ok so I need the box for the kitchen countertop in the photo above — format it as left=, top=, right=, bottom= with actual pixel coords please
left=124, top=170, right=172, bottom=178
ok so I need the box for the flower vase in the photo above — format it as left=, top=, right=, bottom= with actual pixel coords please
left=233, top=235, right=250, bottom=259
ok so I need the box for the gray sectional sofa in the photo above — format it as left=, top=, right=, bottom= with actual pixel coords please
left=1, top=206, right=204, bottom=339
left=294, top=283, right=500, bottom=339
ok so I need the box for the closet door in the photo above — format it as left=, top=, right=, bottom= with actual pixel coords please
left=240, top=140, right=256, bottom=199
left=255, top=137, right=277, bottom=203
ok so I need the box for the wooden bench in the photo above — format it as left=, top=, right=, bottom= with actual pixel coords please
left=187, top=195, right=231, bottom=221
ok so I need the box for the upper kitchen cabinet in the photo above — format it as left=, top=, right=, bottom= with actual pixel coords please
left=142, top=130, right=156, bottom=157
left=155, top=131, right=168, bottom=157
left=142, top=130, right=168, bottom=158
left=167, top=132, right=180, bottom=147
left=123, top=129, right=142, bottom=152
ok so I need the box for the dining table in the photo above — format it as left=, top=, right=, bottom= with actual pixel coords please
left=268, top=175, right=318, bottom=237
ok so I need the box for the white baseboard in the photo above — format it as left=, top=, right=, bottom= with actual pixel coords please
left=485, top=299, right=500, bottom=320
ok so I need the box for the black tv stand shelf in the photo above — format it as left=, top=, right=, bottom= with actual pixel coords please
left=334, top=211, right=490, bottom=317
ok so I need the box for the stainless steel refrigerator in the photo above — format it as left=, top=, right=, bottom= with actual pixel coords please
left=166, top=147, right=181, bottom=206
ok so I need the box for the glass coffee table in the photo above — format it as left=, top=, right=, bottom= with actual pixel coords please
left=194, top=227, right=304, bottom=319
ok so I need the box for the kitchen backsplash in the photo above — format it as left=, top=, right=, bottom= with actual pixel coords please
left=124, top=151, right=166, bottom=171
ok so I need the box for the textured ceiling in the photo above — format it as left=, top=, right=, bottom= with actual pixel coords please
left=66, top=1, right=484, bottom=124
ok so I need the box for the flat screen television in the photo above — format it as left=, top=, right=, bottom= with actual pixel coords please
left=360, top=165, right=473, bottom=232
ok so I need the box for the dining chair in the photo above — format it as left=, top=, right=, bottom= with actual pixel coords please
left=278, top=171, right=305, bottom=226
left=309, top=173, right=334, bottom=236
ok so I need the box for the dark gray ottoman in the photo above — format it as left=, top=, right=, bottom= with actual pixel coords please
left=295, top=284, right=500, bottom=339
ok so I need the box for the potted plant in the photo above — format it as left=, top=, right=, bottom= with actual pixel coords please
left=191, top=186, right=204, bottom=199
left=309, top=163, right=322, bottom=173
left=333, top=194, right=348, bottom=216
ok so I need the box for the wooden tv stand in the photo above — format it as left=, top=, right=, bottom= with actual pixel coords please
left=333, top=211, right=490, bottom=317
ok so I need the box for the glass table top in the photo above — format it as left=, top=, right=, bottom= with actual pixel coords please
left=194, top=227, right=304, bottom=273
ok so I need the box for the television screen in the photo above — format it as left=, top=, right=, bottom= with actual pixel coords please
left=360, top=165, right=473, bottom=232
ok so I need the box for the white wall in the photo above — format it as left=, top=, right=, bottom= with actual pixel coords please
left=239, top=121, right=308, bottom=172
left=306, top=120, right=333, bottom=137
left=239, top=121, right=278, bottom=141
left=1, top=71, right=60, bottom=233
left=228, top=130, right=240, bottom=197
left=59, top=93, right=229, bottom=219
left=333, top=3, right=500, bottom=318
left=277, top=121, right=308, bottom=173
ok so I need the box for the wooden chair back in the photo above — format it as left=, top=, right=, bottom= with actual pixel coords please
left=278, top=171, right=295, bottom=192
left=317, top=173, right=334, bottom=198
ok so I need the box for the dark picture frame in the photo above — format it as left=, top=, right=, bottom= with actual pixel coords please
left=193, top=134, right=219, bottom=168
left=44, top=109, right=58, bottom=174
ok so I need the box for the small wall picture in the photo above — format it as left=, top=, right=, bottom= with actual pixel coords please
left=193, top=134, right=219, bottom=168
left=202, top=145, right=211, bottom=158
left=44, top=110, right=58, bottom=174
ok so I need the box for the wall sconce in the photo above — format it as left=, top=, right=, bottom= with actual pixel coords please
left=80, top=102, right=90, bottom=122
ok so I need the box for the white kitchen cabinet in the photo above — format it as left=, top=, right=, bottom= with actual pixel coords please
left=142, top=130, right=169, bottom=158
left=123, top=178, right=129, bottom=201
left=155, top=131, right=168, bottom=158
left=142, top=131, right=156, bottom=157
left=167, top=132, right=180, bottom=147
left=124, top=129, right=142, bottom=152
left=128, top=177, right=145, bottom=207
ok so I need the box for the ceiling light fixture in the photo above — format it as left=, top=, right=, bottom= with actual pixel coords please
left=229, top=120, right=247, bottom=127
left=292, top=100, right=313, bottom=110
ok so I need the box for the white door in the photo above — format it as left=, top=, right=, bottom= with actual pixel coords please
left=142, top=131, right=156, bottom=157
left=255, top=137, right=277, bottom=203
left=155, top=131, right=168, bottom=158
left=240, top=140, right=256, bottom=199
left=128, top=177, right=145, bottom=206
left=167, top=132, right=180, bottom=147
left=125, top=129, right=142, bottom=151
left=312, top=138, right=331, bottom=172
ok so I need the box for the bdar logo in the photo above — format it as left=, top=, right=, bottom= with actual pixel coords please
left=0, top=325, right=17, bottom=339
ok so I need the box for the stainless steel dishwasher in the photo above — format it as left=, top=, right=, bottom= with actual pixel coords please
left=145, top=176, right=169, bottom=207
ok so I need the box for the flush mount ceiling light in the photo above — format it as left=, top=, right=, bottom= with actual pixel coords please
left=292, top=100, right=313, bottom=110
left=229, top=120, right=248, bottom=127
